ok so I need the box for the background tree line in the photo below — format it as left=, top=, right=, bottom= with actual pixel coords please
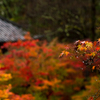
left=0, top=0, right=100, bottom=42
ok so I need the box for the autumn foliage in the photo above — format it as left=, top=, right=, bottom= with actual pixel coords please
left=0, top=38, right=100, bottom=100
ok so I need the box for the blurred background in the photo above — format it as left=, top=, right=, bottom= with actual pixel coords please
left=0, top=0, right=100, bottom=100
left=0, top=0, right=100, bottom=42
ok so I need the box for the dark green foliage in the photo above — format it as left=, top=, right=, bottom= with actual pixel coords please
left=0, top=0, right=99, bottom=42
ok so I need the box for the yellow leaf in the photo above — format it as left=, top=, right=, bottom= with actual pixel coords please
left=65, top=51, right=69, bottom=56
left=0, top=64, right=4, bottom=68
left=85, top=42, right=93, bottom=48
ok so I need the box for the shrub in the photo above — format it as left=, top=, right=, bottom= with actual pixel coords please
left=0, top=39, right=86, bottom=100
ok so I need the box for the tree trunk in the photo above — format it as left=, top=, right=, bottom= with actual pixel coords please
left=91, top=0, right=96, bottom=41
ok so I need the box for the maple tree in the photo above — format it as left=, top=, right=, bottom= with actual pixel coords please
left=59, top=38, right=100, bottom=100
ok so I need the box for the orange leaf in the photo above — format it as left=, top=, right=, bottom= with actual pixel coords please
left=92, top=66, right=95, bottom=71
left=59, top=51, right=69, bottom=58
left=24, top=32, right=32, bottom=40
left=88, top=96, right=93, bottom=100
